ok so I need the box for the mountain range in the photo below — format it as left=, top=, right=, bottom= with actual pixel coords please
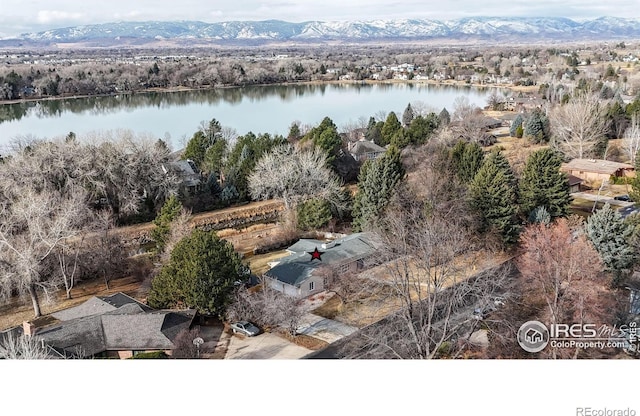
left=6, top=17, right=640, bottom=46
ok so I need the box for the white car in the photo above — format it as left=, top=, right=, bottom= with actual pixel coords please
left=230, top=321, right=260, bottom=337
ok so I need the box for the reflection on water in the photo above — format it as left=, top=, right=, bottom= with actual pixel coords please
left=0, top=82, right=491, bottom=149
left=0, top=82, right=484, bottom=124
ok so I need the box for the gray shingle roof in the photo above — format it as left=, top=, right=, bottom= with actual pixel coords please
left=51, top=293, right=151, bottom=321
left=350, top=141, right=386, bottom=156
left=266, top=233, right=377, bottom=287
left=35, top=293, right=195, bottom=356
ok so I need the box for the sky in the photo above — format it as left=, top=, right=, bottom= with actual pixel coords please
left=0, top=0, right=638, bottom=38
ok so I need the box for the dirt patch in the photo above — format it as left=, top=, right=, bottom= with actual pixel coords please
left=279, top=332, right=329, bottom=351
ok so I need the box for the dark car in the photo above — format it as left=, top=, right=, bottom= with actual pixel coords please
left=614, top=195, right=632, bottom=202
left=230, top=321, right=260, bottom=337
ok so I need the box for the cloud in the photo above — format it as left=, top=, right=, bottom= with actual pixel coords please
left=37, top=10, right=85, bottom=24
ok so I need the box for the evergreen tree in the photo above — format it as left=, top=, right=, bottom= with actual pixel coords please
left=151, top=195, right=183, bottom=253
left=469, top=150, right=520, bottom=246
left=519, top=148, right=572, bottom=221
left=524, top=109, right=550, bottom=143
left=407, top=114, right=439, bottom=145
left=220, top=184, right=239, bottom=203
left=288, top=122, right=301, bottom=141
left=147, top=230, right=247, bottom=316
left=297, top=198, right=333, bottom=231
left=365, top=117, right=384, bottom=145
left=585, top=203, right=636, bottom=286
left=450, top=141, right=485, bottom=183
left=352, top=146, right=405, bottom=232
left=206, top=173, right=222, bottom=196
left=510, top=114, right=524, bottom=137
left=380, top=112, right=402, bottom=147
left=528, top=206, right=551, bottom=224
left=302, top=116, right=343, bottom=163
left=438, top=107, right=451, bottom=126
left=182, top=130, right=208, bottom=168
left=631, top=156, right=640, bottom=203
left=203, top=139, right=227, bottom=174
left=402, top=103, right=415, bottom=127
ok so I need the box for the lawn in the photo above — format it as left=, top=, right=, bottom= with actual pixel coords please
left=246, top=249, right=290, bottom=276
left=570, top=197, right=606, bottom=216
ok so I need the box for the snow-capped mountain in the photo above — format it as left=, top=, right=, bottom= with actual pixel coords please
left=10, top=17, right=640, bottom=45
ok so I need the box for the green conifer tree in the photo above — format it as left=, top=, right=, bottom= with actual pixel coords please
left=469, top=150, right=520, bottom=246
left=585, top=203, right=636, bottom=286
left=519, top=148, right=572, bottom=221
left=352, top=146, right=405, bottom=231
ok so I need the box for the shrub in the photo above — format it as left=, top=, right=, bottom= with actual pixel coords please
left=131, top=351, right=168, bottom=359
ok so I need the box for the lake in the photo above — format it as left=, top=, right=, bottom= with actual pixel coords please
left=0, top=82, right=493, bottom=150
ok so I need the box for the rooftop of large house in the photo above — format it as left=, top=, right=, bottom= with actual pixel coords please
left=266, top=233, right=378, bottom=287
left=8, top=293, right=195, bottom=358
left=561, top=159, right=634, bottom=175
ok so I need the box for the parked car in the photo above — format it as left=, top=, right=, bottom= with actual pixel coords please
left=230, top=321, right=260, bottom=337
left=615, top=195, right=632, bottom=202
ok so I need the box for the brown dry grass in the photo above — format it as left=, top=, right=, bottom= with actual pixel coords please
left=313, top=250, right=512, bottom=328
left=245, top=249, right=290, bottom=276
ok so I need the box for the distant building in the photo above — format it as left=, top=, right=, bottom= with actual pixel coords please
left=162, top=159, right=202, bottom=194
left=348, top=140, right=386, bottom=162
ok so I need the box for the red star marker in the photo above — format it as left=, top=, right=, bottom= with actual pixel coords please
left=308, top=247, right=324, bottom=261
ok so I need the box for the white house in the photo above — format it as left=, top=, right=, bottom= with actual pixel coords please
left=264, top=233, right=377, bottom=298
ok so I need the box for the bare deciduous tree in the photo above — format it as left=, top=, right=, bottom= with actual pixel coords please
left=158, top=208, right=193, bottom=264
left=0, top=188, right=88, bottom=317
left=517, top=219, right=612, bottom=359
left=337, top=189, right=511, bottom=359
left=0, top=332, right=53, bottom=359
left=623, top=114, right=640, bottom=164
left=549, top=94, right=610, bottom=159
left=248, top=144, right=344, bottom=229
left=227, top=280, right=305, bottom=335
left=171, top=327, right=202, bottom=359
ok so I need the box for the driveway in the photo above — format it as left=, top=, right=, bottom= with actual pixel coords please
left=296, top=313, right=358, bottom=344
left=571, top=191, right=634, bottom=208
left=225, top=332, right=312, bottom=359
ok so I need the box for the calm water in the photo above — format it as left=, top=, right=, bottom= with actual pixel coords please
left=0, top=82, right=492, bottom=150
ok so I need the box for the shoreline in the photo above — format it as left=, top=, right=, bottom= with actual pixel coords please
left=0, top=78, right=534, bottom=106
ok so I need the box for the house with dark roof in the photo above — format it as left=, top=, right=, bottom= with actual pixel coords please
left=264, top=233, right=378, bottom=298
left=22, top=293, right=196, bottom=359
left=162, top=159, right=202, bottom=195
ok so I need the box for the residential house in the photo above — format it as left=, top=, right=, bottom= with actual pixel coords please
left=561, top=159, right=635, bottom=186
left=264, top=233, right=378, bottom=298
left=17, top=293, right=196, bottom=359
left=348, top=140, right=386, bottom=162
left=162, top=159, right=202, bottom=195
